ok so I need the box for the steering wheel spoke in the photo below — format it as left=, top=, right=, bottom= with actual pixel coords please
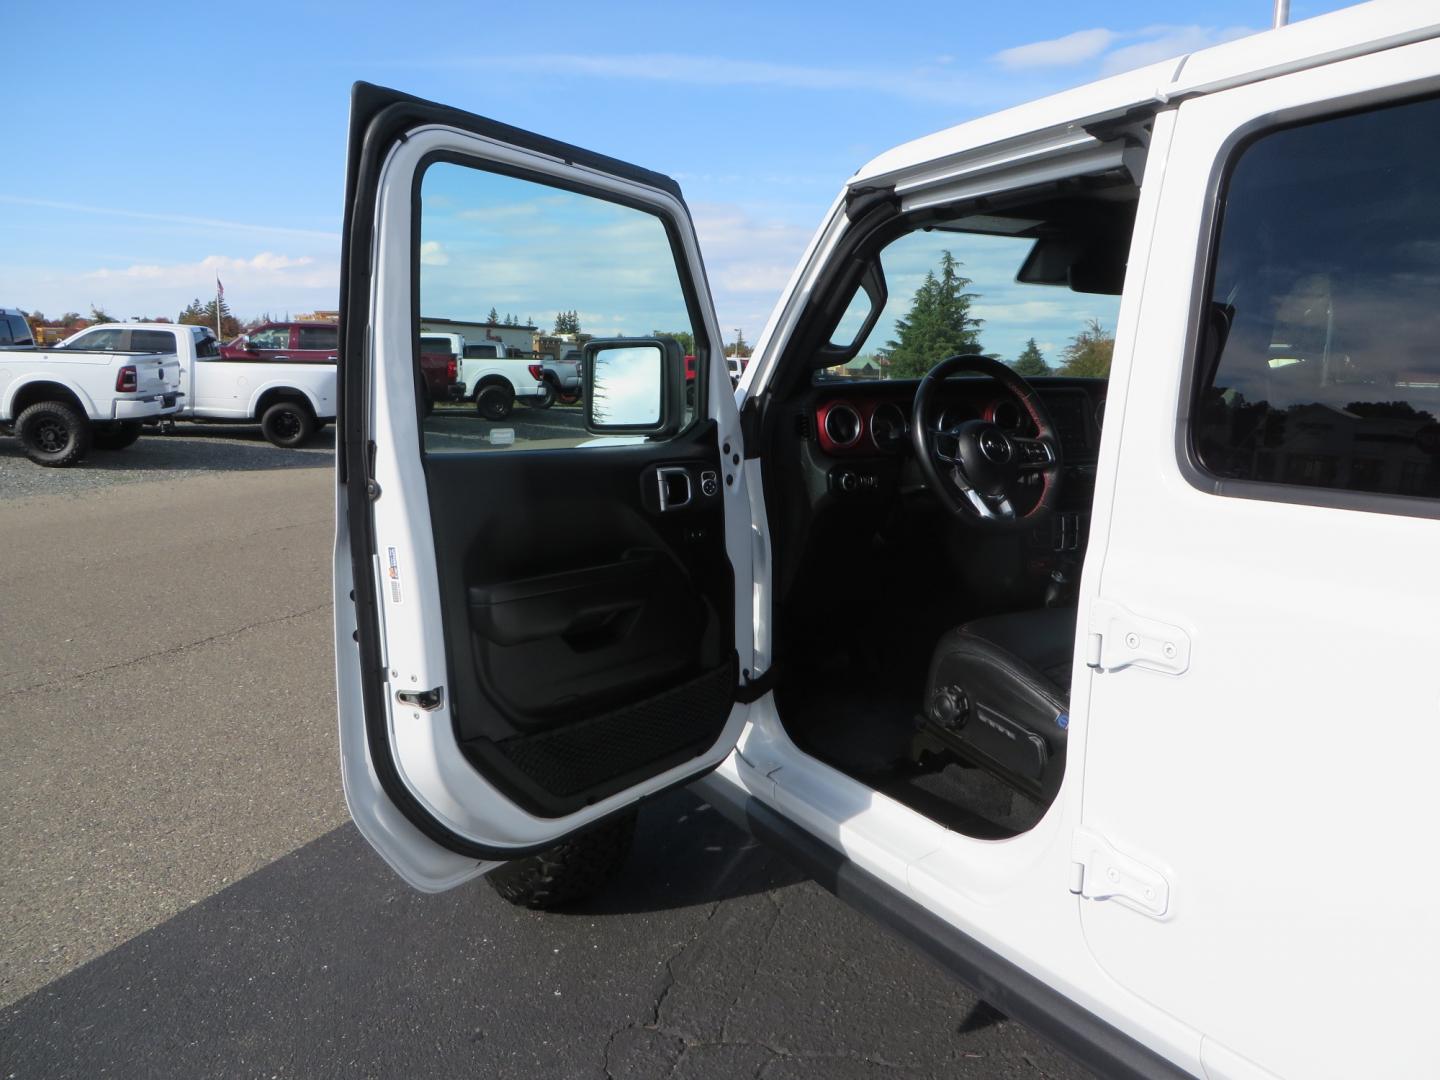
left=931, top=427, right=962, bottom=463
left=1012, top=435, right=1058, bottom=471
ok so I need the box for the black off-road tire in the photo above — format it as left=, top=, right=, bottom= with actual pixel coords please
left=475, top=382, right=515, bottom=421
left=260, top=400, right=315, bottom=448
left=486, top=810, right=637, bottom=910
left=17, top=400, right=91, bottom=467
left=92, top=420, right=143, bottom=451
left=525, top=381, right=557, bottom=409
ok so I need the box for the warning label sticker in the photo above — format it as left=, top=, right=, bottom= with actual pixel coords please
left=386, top=546, right=403, bottom=604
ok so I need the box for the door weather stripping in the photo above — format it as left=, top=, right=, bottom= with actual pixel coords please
left=1070, top=827, right=1170, bottom=919
left=1085, top=600, right=1191, bottom=676
left=395, top=686, right=444, bottom=711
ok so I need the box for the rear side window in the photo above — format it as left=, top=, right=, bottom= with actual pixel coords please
left=195, top=331, right=220, bottom=358
left=1193, top=94, right=1440, bottom=503
left=8, top=315, right=32, bottom=344
left=69, top=328, right=124, bottom=350
left=248, top=327, right=290, bottom=350
left=297, top=326, right=338, bottom=351
left=130, top=330, right=175, bottom=353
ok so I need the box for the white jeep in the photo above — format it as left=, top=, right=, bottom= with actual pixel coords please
left=333, top=6, right=1440, bottom=1077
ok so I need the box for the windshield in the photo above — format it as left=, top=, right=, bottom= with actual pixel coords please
left=819, top=228, right=1121, bottom=383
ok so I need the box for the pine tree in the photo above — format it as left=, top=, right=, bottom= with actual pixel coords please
left=487, top=307, right=499, bottom=324
left=884, top=251, right=983, bottom=378
left=178, top=297, right=240, bottom=339
left=1012, top=338, right=1049, bottom=376
left=1058, top=319, right=1115, bottom=378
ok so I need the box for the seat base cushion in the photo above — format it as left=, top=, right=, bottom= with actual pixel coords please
left=914, top=607, right=1077, bottom=804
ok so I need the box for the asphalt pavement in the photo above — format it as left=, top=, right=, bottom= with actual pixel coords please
left=0, top=439, right=1091, bottom=1079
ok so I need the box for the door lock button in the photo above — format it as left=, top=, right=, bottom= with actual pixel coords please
left=700, top=470, right=719, bottom=497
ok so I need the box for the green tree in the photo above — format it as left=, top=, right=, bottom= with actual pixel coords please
left=1012, top=337, right=1049, bottom=376
left=884, top=251, right=983, bottom=378
left=178, top=296, right=241, bottom=339
left=88, top=304, right=117, bottom=324
left=553, top=309, right=581, bottom=334
left=1058, top=318, right=1114, bottom=378
left=487, top=306, right=499, bottom=324
left=652, top=329, right=695, bottom=355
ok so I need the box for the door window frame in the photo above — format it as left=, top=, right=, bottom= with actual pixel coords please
left=408, top=148, right=717, bottom=451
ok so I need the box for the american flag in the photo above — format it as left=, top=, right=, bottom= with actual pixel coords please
left=216, top=276, right=224, bottom=301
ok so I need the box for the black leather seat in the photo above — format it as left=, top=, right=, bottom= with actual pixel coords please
left=914, top=607, right=1077, bottom=803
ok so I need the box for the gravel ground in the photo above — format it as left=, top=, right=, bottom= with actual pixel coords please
left=0, top=422, right=334, bottom=501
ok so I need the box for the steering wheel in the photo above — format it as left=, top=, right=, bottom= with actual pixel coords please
left=910, top=354, right=1063, bottom=528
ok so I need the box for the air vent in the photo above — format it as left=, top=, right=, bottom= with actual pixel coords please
left=823, top=403, right=863, bottom=449
left=795, top=413, right=812, bottom=439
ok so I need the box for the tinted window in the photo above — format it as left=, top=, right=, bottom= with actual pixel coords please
left=297, top=326, right=337, bottom=351
left=0, top=320, right=11, bottom=345
left=195, top=330, right=220, bottom=358
left=1193, top=95, right=1440, bottom=502
left=248, top=327, right=290, bottom=350
left=420, top=335, right=455, bottom=355
left=9, top=315, right=32, bottom=344
left=130, top=330, right=175, bottom=353
left=68, top=328, right=124, bottom=350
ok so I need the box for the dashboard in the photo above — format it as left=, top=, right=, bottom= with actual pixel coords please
left=811, top=377, right=1105, bottom=464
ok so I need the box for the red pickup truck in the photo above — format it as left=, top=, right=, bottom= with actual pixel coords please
left=221, top=321, right=339, bottom=363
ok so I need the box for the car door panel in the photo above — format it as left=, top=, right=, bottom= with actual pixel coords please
left=336, top=82, right=752, bottom=871
left=424, top=424, right=735, bottom=818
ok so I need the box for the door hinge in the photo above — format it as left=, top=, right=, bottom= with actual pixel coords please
left=1070, top=826, right=1170, bottom=918
left=1086, top=599, right=1191, bottom=675
left=396, top=686, right=444, bottom=711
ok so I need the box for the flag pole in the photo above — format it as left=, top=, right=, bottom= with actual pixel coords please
left=215, top=277, right=223, bottom=339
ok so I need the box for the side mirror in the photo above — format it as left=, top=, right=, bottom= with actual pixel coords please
left=583, top=337, right=684, bottom=436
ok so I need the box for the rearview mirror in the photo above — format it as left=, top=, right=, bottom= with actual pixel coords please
left=583, top=337, right=684, bottom=436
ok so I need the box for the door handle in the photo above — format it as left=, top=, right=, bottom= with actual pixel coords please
left=657, top=467, right=692, bottom=511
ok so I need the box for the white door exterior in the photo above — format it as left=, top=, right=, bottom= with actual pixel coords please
left=1074, top=40, right=1440, bottom=1080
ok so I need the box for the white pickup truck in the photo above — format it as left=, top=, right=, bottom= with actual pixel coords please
left=0, top=339, right=181, bottom=465
left=60, top=323, right=336, bottom=447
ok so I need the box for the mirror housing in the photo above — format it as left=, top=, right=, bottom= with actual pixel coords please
left=583, top=337, right=684, bottom=437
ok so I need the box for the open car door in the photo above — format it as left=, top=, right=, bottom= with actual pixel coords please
left=335, top=83, right=753, bottom=891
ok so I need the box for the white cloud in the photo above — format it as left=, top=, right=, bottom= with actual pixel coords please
left=0, top=194, right=338, bottom=242
left=419, top=240, right=449, bottom=266
left=1098, top=25, right=1255, bottom=76
left=402, top=52, right=1020, bottom=109
left=992, top=23, right=1257, bottom=79
left=994, top=29, right=1118, bottom=70
left=1, top=252, right=338, bottom=320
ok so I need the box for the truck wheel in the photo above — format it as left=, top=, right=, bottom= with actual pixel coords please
left=557, top=389, right=581, bottom=406
left=17, top=401, right=92, bottom=467
left=525, top=381, right=557, bottom=409
left=475, top=383, right=514, bottom=421
left=92, top=421, right=143, bottom=450
left=260, top=401, right=315, bottom=448
left=486, top=811, right=636, bottom=910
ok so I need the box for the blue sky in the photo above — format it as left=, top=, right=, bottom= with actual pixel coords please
left=1, top=0, right=1350, bottom=360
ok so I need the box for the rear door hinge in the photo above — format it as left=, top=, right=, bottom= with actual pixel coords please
left=1070, top=826, right=1170, bottom=918
left=1086, top=599, right=1191, bottom=675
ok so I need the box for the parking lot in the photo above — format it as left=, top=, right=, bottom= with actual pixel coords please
left=0, top=429, right=1089, bottom=1079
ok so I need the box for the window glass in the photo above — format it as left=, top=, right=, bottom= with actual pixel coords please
left=1193, top=95, right=1440, bottom=502
left=248, top=327, right=290, bottom=350
left=417, top=160, right=697, bottom=453
left=68, top=328, right=124, bottom=350
left=9, top=316, right=32, bottom=344
left=297, top=325, right=338, bottom=351
left=130, top=330, right=175, bottom=353
left=195, top=330, right=220, bottom=358
left=0, top=320, right=11, bottom=346
left=815, top=229, right=1119, bottom=383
